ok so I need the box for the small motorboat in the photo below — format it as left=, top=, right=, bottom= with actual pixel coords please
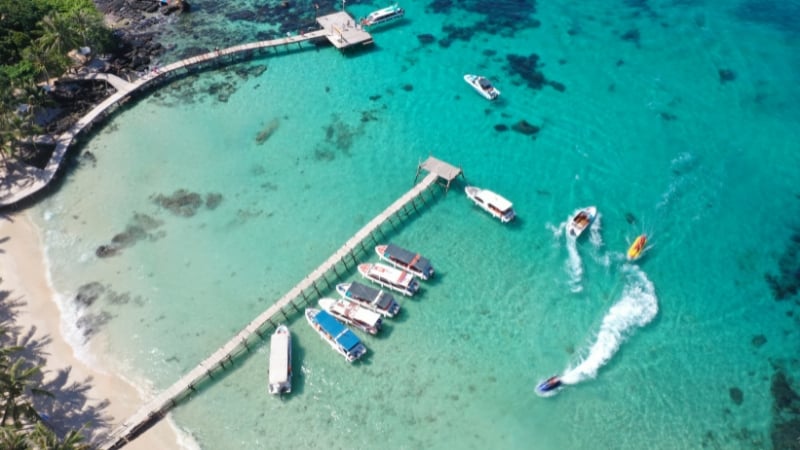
left=626, top=234, right=647, bottom=261
left=534, top=376, right=563, bottom=397
left=463, top=74, right=500, bottom=100
left=567, top=206, right=597, bottom=238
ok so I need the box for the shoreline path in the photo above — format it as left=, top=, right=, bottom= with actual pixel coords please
left=0, top=11, right=372, bottom=208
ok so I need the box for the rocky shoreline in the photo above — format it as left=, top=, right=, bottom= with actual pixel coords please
left=16, top=1, right=190, bottom=164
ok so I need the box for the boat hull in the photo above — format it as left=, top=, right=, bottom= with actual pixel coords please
left=567, top=206, right=597, bottom=238
left=375, top=244, right=434, bottom=280
left=319, top=297, right=382, bottom=335
left=268, top=325, right=292, bottom=395
left=305, top=308, right=367, bottom=363
left=463, top=74, right=500, bottom=100
left=465, top=186, right=515, bottom=223
left=335, top=282, right=400, bottom=318
left=358, top=263, right=419, bottom=296
left=534, top=376, right=563, bottom=398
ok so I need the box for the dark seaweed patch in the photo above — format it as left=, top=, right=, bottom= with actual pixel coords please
left=719, top=69, right=736, bottom=84
left=752, top=334, right=767, bottom=348
left=729, top=387, right=744, bottom=405
left=764, top=228, right=800, bottom=301
left=96, top=213, right=166, bottom=258
left=494, top=124, right=508, bottom=132
left=504, top=53, right=566, bottom=93
left=511, top=120, right=540, bottom=137
left=417, top=33, right=436, bottom=45
left=621, top=29, right=641, bottom=47
left=770, top=369, right=800, bottom=449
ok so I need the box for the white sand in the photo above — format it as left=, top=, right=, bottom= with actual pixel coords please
left=0, top=212, right=181, bottom=449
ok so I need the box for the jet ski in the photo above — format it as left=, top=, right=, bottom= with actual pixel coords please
left=535, top=376, right=563, bottom=397
left=626, top=234, right=647, bottom=261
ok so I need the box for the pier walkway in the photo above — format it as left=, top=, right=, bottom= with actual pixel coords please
left=0, top=11, right=372, bottom=208
left=100, top=158, right=462, bottom=449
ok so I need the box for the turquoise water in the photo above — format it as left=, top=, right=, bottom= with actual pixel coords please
left=31, top=0, right=800, bottom=448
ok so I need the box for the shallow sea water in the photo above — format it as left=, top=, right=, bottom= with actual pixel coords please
left=31, top=0, right=800, bottom=448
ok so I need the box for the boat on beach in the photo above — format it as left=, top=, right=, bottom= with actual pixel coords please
left=319, top=297, right=382, bottom=335
left=361, top=4, right=405, bottom=27
left=267, top=325, right=292, bottom=395
left=465, top=186, right=516, bottom=223
left=375, top=244, right=434, bottom=280
left=336, top=281, right=401, bottom=318
left=627, top=234, right=647, bottom=261
left=305, top=308, right=367, bottom=362
left=463, top=74, right=500, bottom=100
left=358, top=262, right=420, bottom=296
left=567, top=206, right=597, bottom=238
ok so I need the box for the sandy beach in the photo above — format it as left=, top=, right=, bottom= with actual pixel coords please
left=0, top=211, right=181, bottom=449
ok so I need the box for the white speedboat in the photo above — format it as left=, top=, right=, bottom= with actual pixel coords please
left=358, top=262, right=420, bottom=297
left=465, top=186, right=516, bottom=223
left=319, top=297, right=382, bottom=335
left=336, top=282, right=401, bottom=318
left=567, top=206, right=597, bottom=238
left=361, top=4, right=404, bottom=27
left=267, top=325, right=292, bottom=395
left=375, top=244, right=434, bottom=280
left=464, top=74, right=500, bottom=100
left=305, top=308, right=367, bottom=363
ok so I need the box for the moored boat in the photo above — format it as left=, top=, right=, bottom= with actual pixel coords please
left=534, top=376, right=563, bottom=397
left=336, top=281, right=400, bottom=318
left=375, top=244, right=434, bottom=280
left=627, top=234, right=647, bottom=261
left=361, top=4, right=404, bottom=27
left=463, top=74, right=500, bottom=100
left=319, top=297, right=382, bottom=335
left=358, top=262, right=420, bottom=296
left=305, top=308, right=367, bottom=363
left=465, top=186, right=516, bottom=223
left=567, top=206, right=597, bottom=238
left=268, top=325, right=292, bottom=395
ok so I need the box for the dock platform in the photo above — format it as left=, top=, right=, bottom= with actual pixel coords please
left=317, top=12, right=374, bottom=48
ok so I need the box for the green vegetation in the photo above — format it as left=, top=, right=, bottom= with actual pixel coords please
left=0, top=327, right=91, bottom=449
left=0, top=0, right=113, bottom=159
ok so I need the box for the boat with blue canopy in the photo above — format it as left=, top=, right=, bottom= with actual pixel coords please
left=306, top=308, right=367, bottom=363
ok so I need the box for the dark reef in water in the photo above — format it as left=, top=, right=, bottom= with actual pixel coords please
left=417, top=33, right=436, bottom=45
left=95, top=213, right=166, bottom=258
left=734, top=0, right=800, bottom=33
left=151, top=190, right=223, bottom=217
left=504, top=53, right=565, bottom=93
left=511, top=120, right=540, bottom=137
left=428, top=0, right=539, bottom=46
left=620, top=29, right=641, bottom=47
left=719, top=69, right=736, bottom=84
left=764, top=227, right=800, bottom=301
left=73, top=282, right=144, bottom=339
left=770, top=368, right=800, bottom=449
left=729, top=387, right=744, bottom=405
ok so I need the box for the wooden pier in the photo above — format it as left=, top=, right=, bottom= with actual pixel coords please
left=100, top=158, right=462, bottom=449
left=0, top=11, right=373, bottom=208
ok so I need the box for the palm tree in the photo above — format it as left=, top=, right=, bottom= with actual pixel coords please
left=0, top=358, right=53, bottom=427
left=26, top=422, right=91, bottom=450
left=0, top=426, right=28, bottom=450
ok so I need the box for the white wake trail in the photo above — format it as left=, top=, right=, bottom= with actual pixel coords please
left=560, top=264, right=658, bottom=384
